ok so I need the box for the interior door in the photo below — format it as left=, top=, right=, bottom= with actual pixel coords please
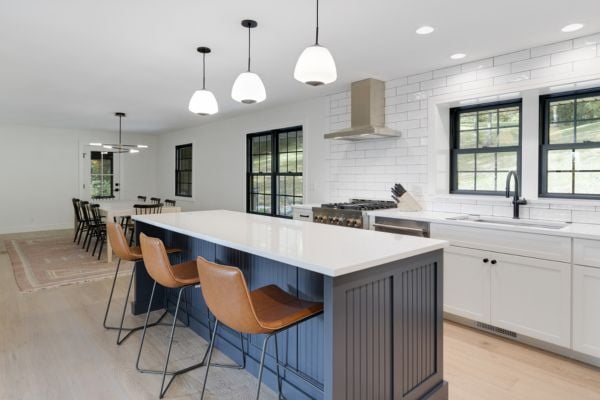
left=443, top=246, right=491, bottom=323
left=79, top=147, right=121, bottom=200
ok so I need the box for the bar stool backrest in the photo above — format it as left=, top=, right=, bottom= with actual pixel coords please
left=139, top=233, right=180, bottom=289
left=134, top=203, right=163, bottom=215
left=137, top=195, right=147, bottom=202
left=196, top=257, right=267, bottom=334
left=107, top=222, right=139, bottom=261
left=164, top=199, right=176, bottom=207
left=150, top=197, right=161, bottom=204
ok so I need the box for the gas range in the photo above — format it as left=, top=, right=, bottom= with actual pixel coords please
left=312, top=199, right=397, bottom=229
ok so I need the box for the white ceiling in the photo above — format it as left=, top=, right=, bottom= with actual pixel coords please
left=1, top=0, right=600, bottom=134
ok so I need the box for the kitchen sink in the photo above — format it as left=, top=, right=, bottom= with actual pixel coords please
left=446, top=215, right=568, bottom=230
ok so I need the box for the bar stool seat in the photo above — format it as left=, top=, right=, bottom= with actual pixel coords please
left=164, top=260, right=200, bottom=287
left=251, top=285, right=323, bottom=331
left=197, top=257, right=324, bottom=399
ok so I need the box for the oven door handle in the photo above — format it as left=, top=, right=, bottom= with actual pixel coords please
left=372, top=223, right=426, bottom=234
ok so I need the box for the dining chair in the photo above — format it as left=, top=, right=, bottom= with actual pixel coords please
left=150, top=197, right=161, bottom=204
left=72, top=198, right=84, bottom=243
left=90, top=204, right=107, bottom=259
left=137, top=195, right=147, bottom=202
left=164, top=199, right=176, bottom=207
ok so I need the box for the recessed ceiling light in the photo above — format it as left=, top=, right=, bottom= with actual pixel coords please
left=416, top=26, right=434, bottom=35
left=450, top=53, right=466, bottom=60
left=561, top=23, right=583, bottom=33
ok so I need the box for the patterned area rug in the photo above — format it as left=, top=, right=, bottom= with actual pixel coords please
left=2, top=230, right=132, bottom=293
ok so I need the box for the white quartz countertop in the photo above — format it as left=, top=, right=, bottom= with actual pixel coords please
left=366, top=210, right=600, bottom=240
left=133, top=210, right=447, bottom=277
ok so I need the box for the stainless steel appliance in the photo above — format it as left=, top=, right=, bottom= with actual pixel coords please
left=312, top=199, right=397, bottom=229
left=372, top=216, right=430, bottom=237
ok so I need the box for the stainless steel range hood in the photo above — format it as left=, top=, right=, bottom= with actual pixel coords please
left=325, top=78, right=400, bottom=141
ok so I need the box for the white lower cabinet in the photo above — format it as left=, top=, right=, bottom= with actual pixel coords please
left=490, top=253, right=571, bottom=347
left=573, top=265, right=600, bottom=357
left=444, top=246, right=491, bottom=322
left=443, top=245, right=571, bottom=348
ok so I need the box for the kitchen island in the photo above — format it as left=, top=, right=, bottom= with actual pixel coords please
left=132, top=210, right=448, bottom=400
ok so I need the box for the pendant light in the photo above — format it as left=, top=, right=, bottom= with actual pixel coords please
left=89, top=113, right=147, bottom=153
left=294, top=0, right=337, bottom=86
left=231, top=20, right=266, bottom=104
left=189, top=47, right=219, bottom=116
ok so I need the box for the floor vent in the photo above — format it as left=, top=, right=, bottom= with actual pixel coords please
left=476, top=322, right=517, bottom=338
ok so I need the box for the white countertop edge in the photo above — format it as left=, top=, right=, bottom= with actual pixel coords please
left=366, top=210, right=600, bottom=240
left=132, top=214, right=448, bottom=277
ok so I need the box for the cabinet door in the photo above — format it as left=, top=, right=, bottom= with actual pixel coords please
left=444, top=246, right=491, bottom=323
left=573, top=265, right=600, bottom=357
left=491, top=253, right=571, bottom=347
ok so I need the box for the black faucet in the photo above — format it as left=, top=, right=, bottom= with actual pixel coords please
left=505, top=170, right=527, bottom=219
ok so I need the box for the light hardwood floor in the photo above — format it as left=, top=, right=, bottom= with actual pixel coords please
left=1, top=237, right=599, bottom=400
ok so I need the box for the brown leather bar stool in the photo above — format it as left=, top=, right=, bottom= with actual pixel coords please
left=137, top=234, right=246, bottom=399
left=104, top=223, right=182, bottom=345
left=196, top=257, right=324, bottom=400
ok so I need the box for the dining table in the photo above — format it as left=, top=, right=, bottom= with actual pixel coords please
left=96, top=200, right=181, bottom=263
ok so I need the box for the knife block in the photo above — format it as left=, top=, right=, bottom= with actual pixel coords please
left=396, top=192, right=423, bottom=212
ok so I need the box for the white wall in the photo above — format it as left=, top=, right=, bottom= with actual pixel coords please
left=155, top=97, right=329, bottom=212
left=0, top=124, right=159, bottom=233
left=325, top=32, right=600, bottom=223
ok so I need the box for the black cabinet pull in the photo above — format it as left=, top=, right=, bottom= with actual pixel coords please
left=491, top=260, right=497, bottom=265
left=483, top=258, right=489, bottom=263
left=299, top=214, right=310, bottom=218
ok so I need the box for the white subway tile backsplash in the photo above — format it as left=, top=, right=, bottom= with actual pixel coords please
left=494, top=49, right=531, bottom=65
left=531, top=40, right=573, bottom=57
left=461, top=58, right=493, bottom=72
left=325, top=32, right=600, bottom=220
left=511, top=55, right=551, bottom=73
left=551, top=46, right=597, bottom=65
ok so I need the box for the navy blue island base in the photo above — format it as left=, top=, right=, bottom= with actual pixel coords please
left=133, top=220, right=448, bottom=400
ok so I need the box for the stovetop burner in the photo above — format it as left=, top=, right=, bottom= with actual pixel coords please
left=320, top=199, right=397, bottom=211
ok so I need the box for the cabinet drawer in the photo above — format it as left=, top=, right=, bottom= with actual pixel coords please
left=293, top=209, right=313, bottom=222
left=574, top=239, right=600, bottom=268
left=431, top=223, right=571, bottom=262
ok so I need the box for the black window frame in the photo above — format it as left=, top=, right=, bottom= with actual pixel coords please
left=175, top=143, right=193, bottom=198
left=246, top=126, right=303, bottom=219
left=539, top=88, right=600, bottom=200
left=449, top=99, right=523, bottom=195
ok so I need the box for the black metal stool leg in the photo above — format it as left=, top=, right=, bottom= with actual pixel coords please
left=136, top=281, right=158, bottom=372
left=274, top=333, right=283, bottom=399
left=200, top=320, right=219, bottom=400
left=256, top=333, right=273, bottom=400
left=158, top=287, right=184, bottom=399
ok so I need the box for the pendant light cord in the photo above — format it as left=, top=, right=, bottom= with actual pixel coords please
left=247, top=24, right=251, bottom=72
left=118, top=114, right=122, bottom=145
left=202, top=52, right=206, bottom=89
left=315, top=0, right=320, bottom=45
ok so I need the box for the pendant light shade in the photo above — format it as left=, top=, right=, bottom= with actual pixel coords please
left=188, top=89, right=219, bottom=115
left=231, top=72, right=266, bottom=104
left=294, top=0, right=337, bottom=86
left=232, top=20, right=266, bottom=104
left=189, top=47, right=219, bottom=116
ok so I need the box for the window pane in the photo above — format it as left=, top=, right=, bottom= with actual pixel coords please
left=287, top=133, right=297, bottom=152
left=498, top=127, right=519, bottom=146
left=478, top=110, right=497, bottom=129
left=457, top=154, right=475, bottom=171
left=547, top=172, right=572, bottom=193
left=498, top=108, right=520, bottom=127
left=279, top=135, right=288, bottom=152
left=549, top=122, right=575, bottom=144
left=264, top=176, right=271, bottom=194
left=549, top=100, right=574, bottom=122
left=577, top=96, right=600, bottom=120
left=297, top=152, right=304, bottom=173
left=576, top=120, right=600, bottom=143
left=279, top=153, right=288, bottom=172
left=476, top=153, right=495, bottom=171
left=548, top=150, right=573, bottom=171
left=294, top=176, right=303, bottom=197
left=457, top=172, right=474, bottom=190
left=460, top=113, right=476, bottom=130
left=252, top=138, right=260, bottom=155
left=497, top=152, right=517, bottom=171
left=576, top=148, right=600, bottom=171
left=459, top=131, right=476, bottom=149
left=91, top=160, right=101, bottom=174
left=476, top=172, right=495, bottom=191
left=478, top=129, right=498, bottom=148
left=252, top=155, right=260, bottom=173
left=287, top=152, right=297, bottom=173
left=575, top=172, right=600, bottom=194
